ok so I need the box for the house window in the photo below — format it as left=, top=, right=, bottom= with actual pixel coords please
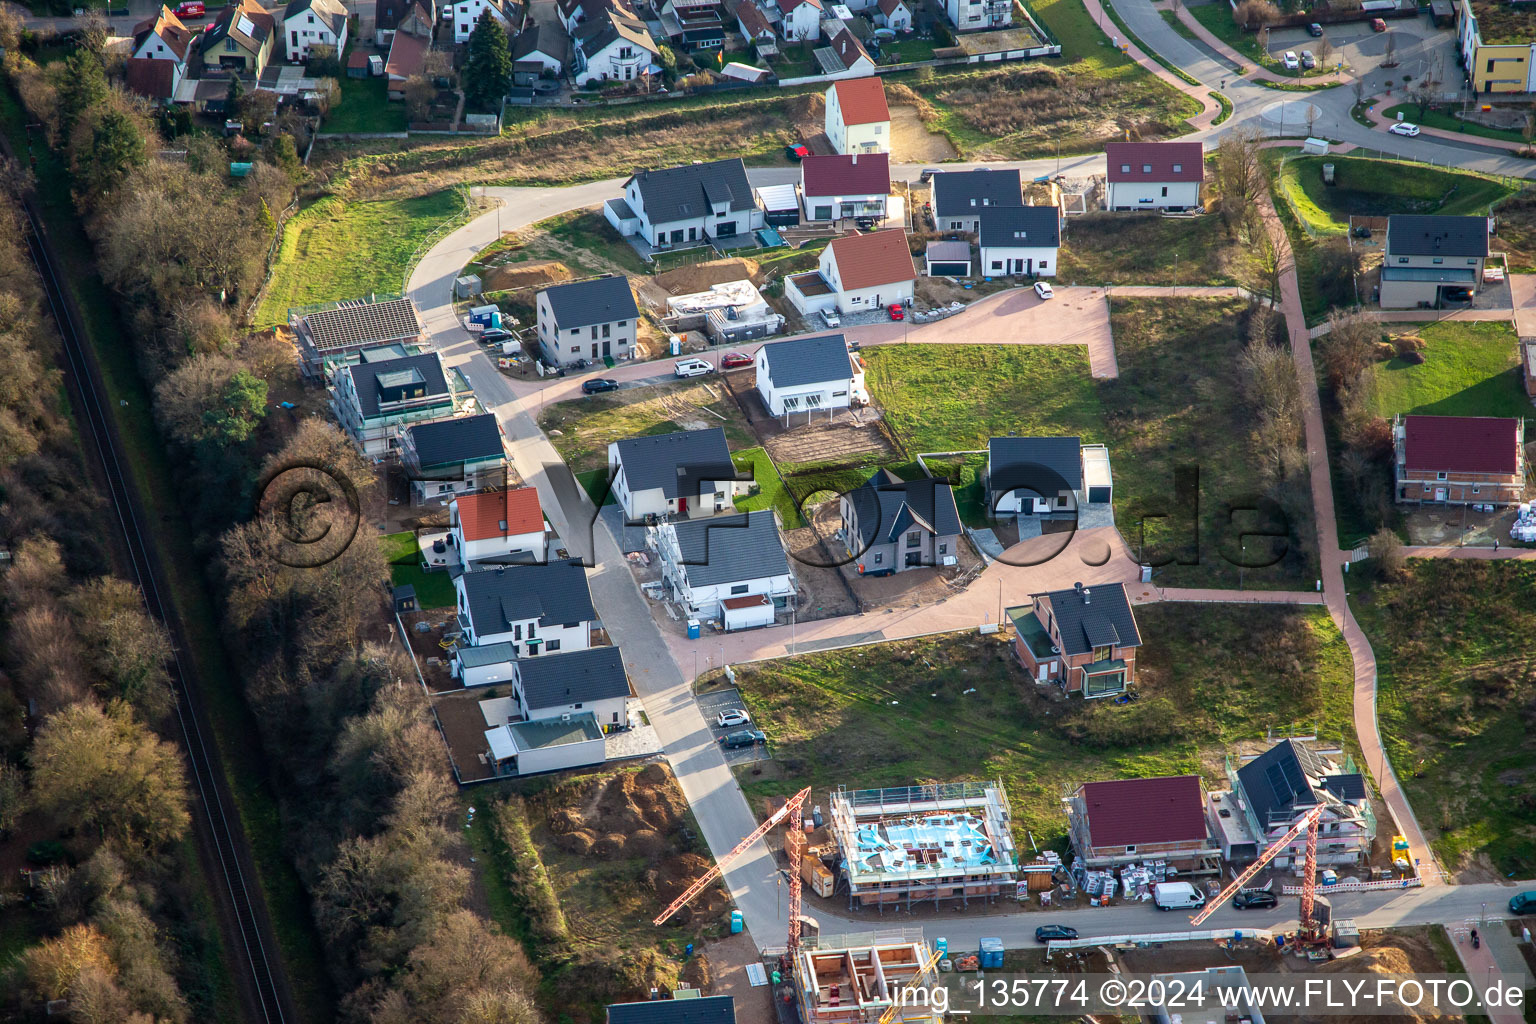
left=1125, top=845, right=1137, bottom=855
left=1436, top=471, right=1447, bottom=481
left=618, top=320, right=627, bottom=327
left=1472, top=485, right=1480, bottom=494
left=1084, top=671, right=1126, bottom=697
left=939, top=543, right=947, bottom=554
left=514, top=624, right=522, bottom=640
left=1172, top=163, right=1182, bottom=173
left=991, top=260, right=1002, bottom=270
left=546, top=639, right=561, bottom=652
left=1093, top=645, right=1111, bottom=662
left=1432, top=257, right=1444, bottom=264
left=783, top=396, right=801, bottom=410
left=1161, top=186, right=1168, bottom=197
left=949, top=221, right=962, bottom=230
left=731, top=584, right=749, bottom=595
left=1039, top=260, right=1048, bottom=269
left=572, top=701, right=581, bottom=708
left=1142, top=164, right=1152, bottom=173
left=832, top=390, right=847, bottom=398
left=906, top=530, right=921, bottom=548
left=873, top=552, right=883, bottom=564
left=1398, top=257, right=1409, bottom=263
left=1119, top=163, right=1129, bottom=173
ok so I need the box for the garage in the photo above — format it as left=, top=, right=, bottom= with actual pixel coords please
left=484, top=712, right=607, bottom=777
left=926, top=240, right=972, bottom=277
left=721, top=594, right=776, bottom=631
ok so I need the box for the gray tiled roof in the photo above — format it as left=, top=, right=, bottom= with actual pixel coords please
left=931, top=168, right=1022, bottom=218
left=345, top=351, right=449, bottom=418
left=608, top=996, right=737, bottom=1024
left=613, top=428, right=735, bottom=500
left=988, top=436, right=1082, bottom=496
left=459, top=558, right=596, bottom=635
left=513, top=23, right=570, bottom=63
left=518, top=645, right=629, bottom=711
left=1042, top=582, right=1140, bottom=658
left=978, top=205, right=1061, bottom=249
left=758, top=334, right=854, bottom=390
left=630, top=158, right=757, bottom=225
left=408, top=413, right=503, bottom=468
left=669, top=510, right=788, bottom=588
left=541, top=275, right=639, bottom=331
left=1386, top=215, right=1488, bottom=258
left=846, top=469, right=961, bottom=547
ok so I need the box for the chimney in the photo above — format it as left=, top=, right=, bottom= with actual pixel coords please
left=1082, top=587, right=1091, bottom=604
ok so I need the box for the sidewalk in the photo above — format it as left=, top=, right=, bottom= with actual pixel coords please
left=1170, top=4, right=1352, bottom=87
left=1081, top=0, right=1223, bottom=129
left=1452, top=927, right=1528, bottom=1024
left=1364, top=101, right=1527, bottom=153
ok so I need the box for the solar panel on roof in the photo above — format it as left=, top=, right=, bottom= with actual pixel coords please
left=1264, top=763, right=1290, bottom=802
left=303, top=299, right=419, bottom=352
left=1280, top=755, right=1308, bottom=794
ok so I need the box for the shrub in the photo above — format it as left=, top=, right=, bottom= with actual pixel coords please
left=491, top=797, right=568, bottom=945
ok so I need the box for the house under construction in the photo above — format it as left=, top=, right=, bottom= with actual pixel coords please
left=829, top=781, right=1019, bottom=910
left=795, top=937, right=943, bottom=1024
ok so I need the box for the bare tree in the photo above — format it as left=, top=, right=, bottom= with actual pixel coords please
left=1352, top=76, right=1367, bottom=107
left=1214, top=126, right=1269, bottom=234
left=1367, top=528, right=1406, bottom=579
left=1315, top=35, right=1333, bottom=69
left=1407, top=74, right=1436, bottom=118
left=1233, top=0, right=1279, bottom=29
left=1241, top=221, right=1292, bottom=306
left=1318, top=309, right=1379, bottom=393
left=404, top=76, right=435, bottom=122
left=1383, top=32, right=1397, bottom=67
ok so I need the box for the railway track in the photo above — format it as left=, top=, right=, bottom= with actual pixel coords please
left=16, top=197, right=293, bottom=1023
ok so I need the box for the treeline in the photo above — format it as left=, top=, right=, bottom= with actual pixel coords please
left=5, top=31, right=549, bottom=1024
left=0, top=163, right=204, bottom=1020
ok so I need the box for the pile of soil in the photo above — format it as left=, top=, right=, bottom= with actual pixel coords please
left=545, top=763, right=692, bottom=861
left=650, top=853, right=716, bottom=906
left=654, top=257, right=762, bottom=295
left=483, top=259, right=574, bottom=292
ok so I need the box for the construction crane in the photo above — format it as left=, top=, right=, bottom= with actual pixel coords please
left=654, top=786, right=814, bottom=955
left=874, top=947, right=945, bottom=1024
left=1190, top=804, right=1327, bottom=943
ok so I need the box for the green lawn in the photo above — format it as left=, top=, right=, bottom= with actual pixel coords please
left=732, top=446, right=805, bottom=529
left=1364, top=321, right=1529, bottom=419
left=883, top=37, right=939, bottom=63
left=575, top=468, right=616, bottom=506
left=1057, top=211, right=1240, bottom=287
left=1352, top=560, right=1536, bottom=876
left=1159, top=8, right=1199, bottom=40
left=255, top=191, right=466, bottom=327
left=1277, top=156, right=1519, bottom=237
left=325, top=64, right=406, bottom=134
left=731, top=603, right=1356, bottom=847
left=382, top=531, right=456, bottom=608
left=535, top=380, right=757, bottom=475
left=918, top=453, right=989, bottom=526
left=1381, top=103, right=1526, bottom=144
left=470, top=209, right=650, bottom=279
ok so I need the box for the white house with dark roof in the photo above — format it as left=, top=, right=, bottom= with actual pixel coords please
left=443, top=0, right=520, bottom=43
left=403, top=413, right=508, bottom=504
left=535, top=276, right=639, bottom=367
left=605, top=157, right=764, bottom=248
left=944, top=0, right=1009, bottom=30
left=510, top=644, right=630, bottom=725
left=453, top=641, right=519, bottom=686
left=454, top=558, right=597, bottom=651
left=1380, top=214, right=1490, bottom=309
left=651, top=510, right=793, bottom=628
left=607, top=427, right=745, bottom=520
left=931, top=168, right=1022, bottom=233
left=986, top=435, right=1110, bottom=516
left=1224, top=739, right=1373, bottom=867
left=512, top=23, right=570, bottom=75
left=282, top=0, right=348, bottom=60
left=573, top=10, right=660, bottom=85
left=332, top=349, right=456, bottom=457
left=485, top=713, right=606, bottom=776
left=754, top=334, right=866, bottom=418
left=840, top=469, right=962, bottom=575
left=977, top=205, right=1061, bottom=278
left=1104, top=141, right=1204, bottom=211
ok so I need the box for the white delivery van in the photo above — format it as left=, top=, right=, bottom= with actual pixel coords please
left=674, top=358, right=714, bottom=378
left=1153, top=881, right=1206, bottom=911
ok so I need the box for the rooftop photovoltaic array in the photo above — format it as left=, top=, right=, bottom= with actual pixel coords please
left=301, top=298, right=419, bottom=352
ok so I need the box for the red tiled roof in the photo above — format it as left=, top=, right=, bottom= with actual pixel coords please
left=455, top=487, right=544, bottom=542
left=386, top=28, right=429, bottom=80
left=1105, top=141, right=1204, bottom=184
left=1079, top=775, right=1207, bottom=848
left=346, top=49, right=371, bottom=67
left=778, top=0, right=822, bottom=12
left=125, top=57, right=178, bottom=99
left=801, top=152, right=889, bottom=198
left=1402, top=415, right=1521, bottom=475
left=826, top=228, right=913, bottom=291
left=737, top=1, right=771, bottom=36
left=831, top=76, right=888, bottom=126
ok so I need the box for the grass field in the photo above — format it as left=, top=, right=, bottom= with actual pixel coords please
left=1381, top=103, right=1526, bottom=144
left=1277, top=156, right=1518, bottom=237
left=1486, top=188, right=1536, bottom=273
left=255, top=191, right=466, bottom=326
left=325, top=66, right=405, bottom=134
left=732, top=446, right=805, bottom=529
left=536, top=380, right=756, bottom=475
left=1352, top=560, right=1536, bottom=877
left=731, top=603, right=1355, bottom=847
left=1364, top=321, right=1529, bottom=419
left=469, top=209, right=650, bottom=279
left=1056, top=211, right=1240, bottom=287
left=381, top=530, right=456, bottom=607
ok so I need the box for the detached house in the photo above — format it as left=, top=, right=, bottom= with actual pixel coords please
left=931, top=168, right=1022, bottom=233
left=659, top=0, right=725, bottom=51
left=607, top=427, right=744, bottom=521
left=200, top=0, right=277, bottom=74
left=777, top=0, right=824, bottom=40
left=825, top=76, right=890, bottom=155
left=444, top=0, right=522, bottom=43
left=822, top=26, right=875, bottom=74
left=839, top=470, right=962, bottom=575
left=282, top=0, right=349, bottom=61
left=605, top=157, right=764, bottom=249
left=874, top=0, right=913, bottom=29
left=978, top=205, right=1060, bottom=278
left=754, top=334, right=866, bottom=418
left=1393, top=414, right=1526, bottom=505
left=652, top=510, right=794, bottom=629
left=573, top=10, right=660, bottom=85
left=1380, top=214, right=1489, bottom=309
left=332, top=349, right=456, bottom=457
left=386, top=19, right=430, bottom=96
left=1066, top=776, right=1217, bottom=872
left=1221, top=739, right=1374, bottom=868
left=987, top=435, right=1111, bottom=518
left=944, top=0, right=1010, bottom=31
left=1104, top=141, right=1204, bottom=212
left=736, top=2, right=777, bottom=55
left=535, top=276, right=639, bottom=367
left=375, top=0, right=434, bottom=43
left=454, top=558, right=597, bottom=650
left=1006, top=581, right=1142, bottom=699
left=403, top=413, right=508, bottom=504
left=558, top=0, right=633, bottom=32
left=785, top=228, right=914, bottom=316
left=510, top=645, right=630, bottom=725
left=513, top=24, right=570, bottom=77
left=449, top=486, right=548, bottom=566
left=799, top=152, right=890, bottom=223
left=133, top=5, right=196, bottom=61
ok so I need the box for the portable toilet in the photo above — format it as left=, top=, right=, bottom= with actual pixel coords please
left=669, top=335, right=682, bottom=356
left=687, top=619, right=701, bottom=640
left=468, top=304, right=501, bottom=329
left=978, top=937, right=1004, bottom=969
left=729, top=910, right=743, bottom=934
left=934, top=937, right=948, bottom=958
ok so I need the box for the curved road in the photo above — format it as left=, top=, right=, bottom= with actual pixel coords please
left=402, top=9, right=1536, bottom=963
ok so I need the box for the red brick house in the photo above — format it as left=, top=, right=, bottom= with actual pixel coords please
left=1066, top=775, right=1217, bottom=871
left=1393, top=414, right=1526, bottom=506
left=1005, top=581, right=1141, bottom=699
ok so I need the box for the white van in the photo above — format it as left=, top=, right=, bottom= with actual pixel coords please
left=674, top=358, right=714, bottom=378
left=1153, top=881, right=1206, bottom=911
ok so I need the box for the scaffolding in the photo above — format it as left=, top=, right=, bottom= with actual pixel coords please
left=795, top=938, right=943, bottom=1024
left=829, top=781, right=1019, bottom=911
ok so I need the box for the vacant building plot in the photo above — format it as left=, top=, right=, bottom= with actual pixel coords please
left=539, top=380, right=757, bottom=474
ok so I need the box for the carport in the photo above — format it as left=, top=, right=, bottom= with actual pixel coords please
left=721, top=594, right=775, bottom=631
left=1379, top=266, right=1477, bottom=308
left=926, top=240, right=972, bottom=277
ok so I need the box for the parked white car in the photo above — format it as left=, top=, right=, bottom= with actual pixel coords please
left=674, top=357, right=714, bottom=378
left=821, top=308, right=841, bottom=328
left=716, top=709, right=751, bottom=728
left=1034, top=281, right=1054, bottom=300
left=1282, top=50, right=1300, bottom=70
left=1389, top=122, right=1421, bottom=137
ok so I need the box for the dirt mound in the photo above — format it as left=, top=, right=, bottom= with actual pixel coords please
left=650, top=853, right=714, bottom=905
left=553, top=829, right=595, bottom=856
left=625, top=829, right=667, bottom=859
left=547, top=807, right=583, bottom=834
left=581, top=764, right=691, bottom=836
left=654, top=257, right=761, bottom=295
left=483, top=260, right=573, bottom=292
left=591, top=832, right=628, bottom=858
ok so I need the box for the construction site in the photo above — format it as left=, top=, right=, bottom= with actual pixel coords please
left=826, top=782, right=1021, bottom=911
left=793, top=935, right=943, bottom=1024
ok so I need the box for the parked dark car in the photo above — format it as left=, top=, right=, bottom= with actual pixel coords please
left=1307, top=22, right=1323, bottom=35
left=719, top=728, right=767, bottom=749
left=1233, top=890, right=1278, bottom=910
left=582, top=378, right=620, bottom=394
left=479, top=328, right=513, bottom=343
left=1035, top=925, right=1078, bottom=942
left=1442, top=286, right=1474, bottom=302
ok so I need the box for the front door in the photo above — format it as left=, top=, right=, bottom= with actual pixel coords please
left=603, top=340, right=611, bottom=357
left=678, top=497, right=688, bottom=513
left=905, top=551, right=921, bottom=567
left=1435, top=487, right=1448, bottom=501
left=592, top=343, right=599, bottom=358
left=1012, top=259, right=1023, bottom=274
